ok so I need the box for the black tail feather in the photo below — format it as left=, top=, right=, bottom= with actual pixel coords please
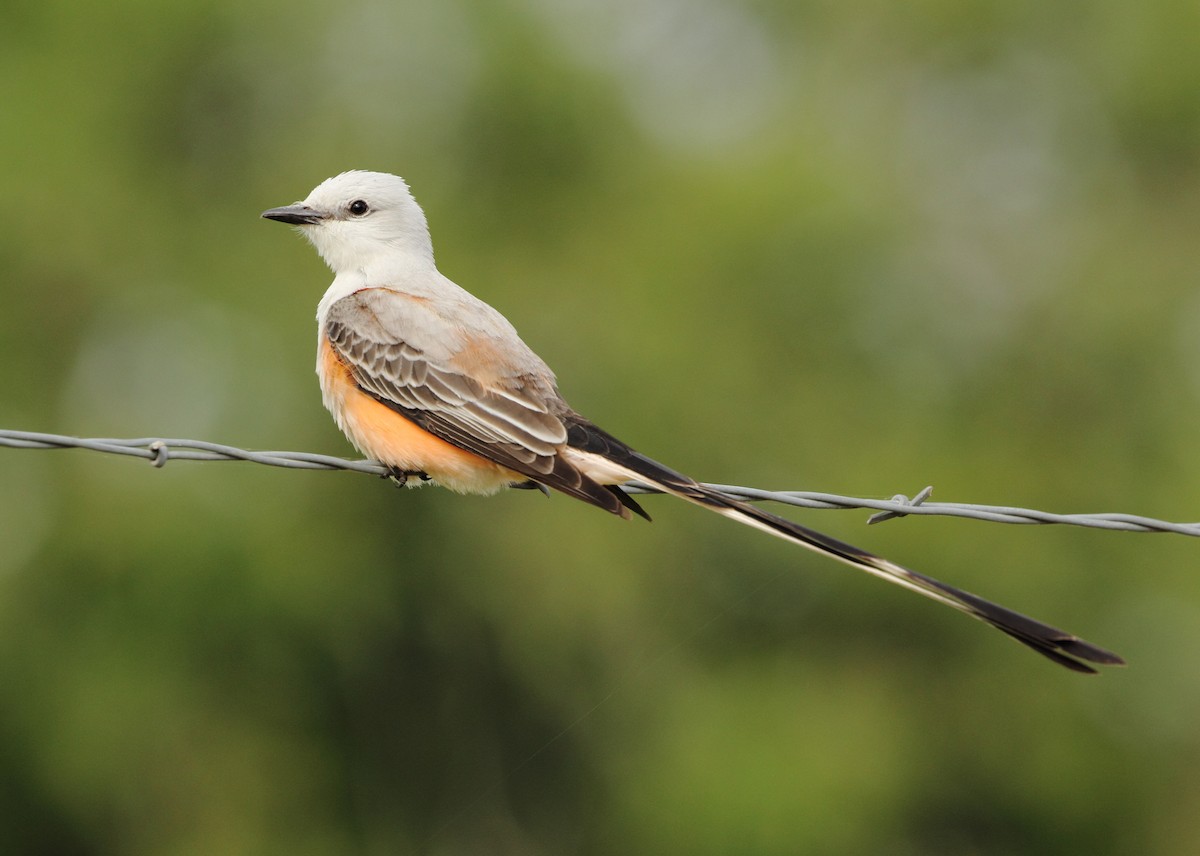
left=691, top=480, right=1123, bottom=673
left=563, top=414, right=1124, bottom=674
left=607, top=485, right=651, bottom=521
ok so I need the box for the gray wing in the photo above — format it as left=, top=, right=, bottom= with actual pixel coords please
left=325, top=288, right=639, bottom=516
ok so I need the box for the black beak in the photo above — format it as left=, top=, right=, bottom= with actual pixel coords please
left=261, top=203, right=324, bottom=225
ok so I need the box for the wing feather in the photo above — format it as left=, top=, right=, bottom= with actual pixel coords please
left=325, top=288, right=632, bottom=516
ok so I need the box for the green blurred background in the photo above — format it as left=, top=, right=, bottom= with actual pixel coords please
left=3, top=1, right=1200, bottom=853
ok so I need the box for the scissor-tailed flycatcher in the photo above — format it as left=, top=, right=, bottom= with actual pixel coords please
left=263, top=170, right=1123, bottom=673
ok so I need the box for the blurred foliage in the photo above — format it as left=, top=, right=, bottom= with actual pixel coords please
left=3, top=0, right=1200, bottom=853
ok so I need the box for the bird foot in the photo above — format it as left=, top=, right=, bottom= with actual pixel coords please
left=510, top=480, right=551, bottom=497
left=384, top=467, right=431, bottom=488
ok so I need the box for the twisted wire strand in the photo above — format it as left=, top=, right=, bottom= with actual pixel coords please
left=4, top=428, right=1198, bottom=537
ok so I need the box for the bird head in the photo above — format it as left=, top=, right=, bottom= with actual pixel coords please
left=262, top=170, right=435, bottom=274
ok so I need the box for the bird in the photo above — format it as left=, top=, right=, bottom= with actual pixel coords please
left=262, top=170, right=1123, bottom=674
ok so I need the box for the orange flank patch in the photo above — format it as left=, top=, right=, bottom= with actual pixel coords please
left=318, top=337, right=523, bottom=494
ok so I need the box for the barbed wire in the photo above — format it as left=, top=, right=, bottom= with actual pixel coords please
left=3, top=428, right=1199, bottom=537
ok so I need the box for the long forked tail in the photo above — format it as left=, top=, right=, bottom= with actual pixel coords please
left=565, top=421, right=1125, bottom=673
left=683, top=482, right=1121, bottom=673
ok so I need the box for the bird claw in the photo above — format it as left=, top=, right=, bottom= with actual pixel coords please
left=510, top=480, right=551, bottom=497
left=384, top=467, right=431, bottom=488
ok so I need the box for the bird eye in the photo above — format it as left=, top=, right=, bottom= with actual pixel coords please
left=348, top=199, right=369, bottom=216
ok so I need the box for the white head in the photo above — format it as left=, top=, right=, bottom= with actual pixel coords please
left=262, top=171, right=434, bottom=274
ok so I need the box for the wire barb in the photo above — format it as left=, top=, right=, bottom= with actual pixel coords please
left=4, top=428, right=1200, bottom=537
left=867, top=485, right=934, bottom=525
left=148, top=440, right=170, bottom=468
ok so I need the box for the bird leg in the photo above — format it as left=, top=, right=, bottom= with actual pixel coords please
left=383, top=467, right=431, bottom=488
